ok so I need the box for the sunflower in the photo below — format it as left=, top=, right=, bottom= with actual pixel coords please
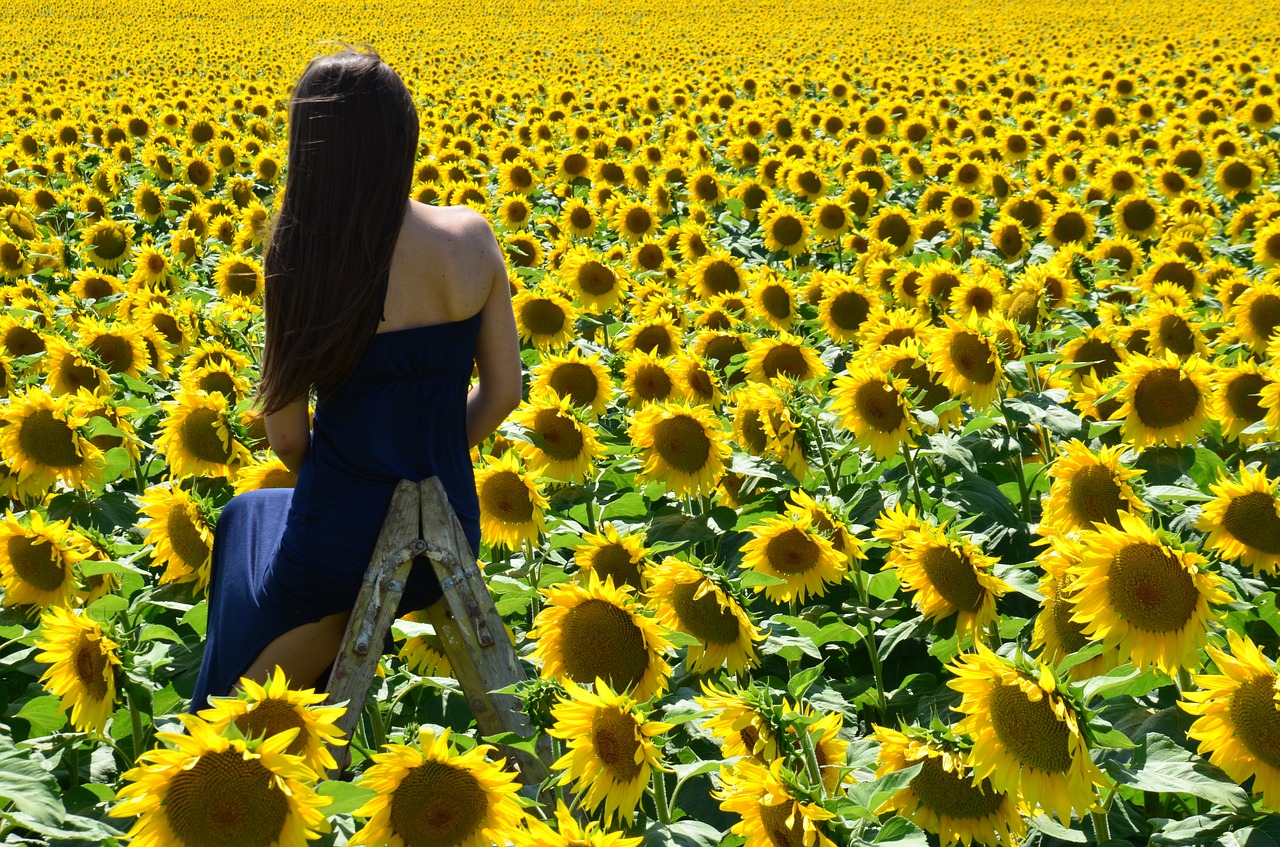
left=950, top=274, right=1005, bottom=321
left=873, top=726, right=1026, bottom=847
left=232, top=455, right=297, bottom=495
left=511, top=391, right=601, bottom=483
left=1055, top=327, right=1127, bottom=386
left=647, top=557, right=761, bottom=674
left=988, top=217, right=1029, bottom=262
left=696, top=681, right=779, bottom=760
left=397, top=609, right=453, bottom=678
left=1230, top=279, right=1280, bottom=354
left=1070, top=511, right=1230, bottom=673
left=530, top=574, right=673, bottom=700
left=78, top=218, right=134, bottom=269
left=530, top=347, right=614, bottom=417
left=876, top=339, right=963, bottom=431
left=1210, top=359, right=1274, bottom=444
left=1254, top=220, right=1280, bottom=270
left=687, top=250, right=746, bottom=301
left=1197, top=465, right=1280, bottom=576
left=474, top=451, right=547, bottom=551
left=34, top=605, right=121, bottom=735
left=611, top=200, right=658, bottom=242
left=1041, top=441, right=1146, bottom=535
left=732, top=383, right=808, bottom=479
left=43, top=337, right=111, bottom=397
left=925, top=319, right=1004, bottom=410
left=110, top=714, right=331, bottom=847
left=744, top=333, right=827, bottom=384
left=1181, top=630, right=1280, bottom=811
left=628, top=400, right=728, bottom=498
left=1030, top=537, right=1119, bottom=680
left=512, top=287, right=577, bottom=351
left=199, top=666, right=346, bottom=774
left=832, top=362, right=917, bottom=460
left=1137, top=301, right=1206, bottom=360
left=0, top=387, right=105, bottom=493
left=868, top=206, right=918, bottom=253
left=349, top=726, right=523, bottom=847
left=137, top=482, right=216, bottom=589
left=1043, top=203, right=1096, bottom=248
left=673, top=352, right=722, bottom=406
left=749, top=269, right=797, bottom=331
left=1112, top=352, right=1211, bottom=449
left=621, top=350, right=683, bottom=407
left=128, top=244, right=172, bottom=289
left=559, top=247, right=626, bottom=313
left=816, top=276, right=875, bottom=343
left=574, top=524, right=650, bottom=591
left=213, top=253, right=264, bottom=300
left=948, top=646, right=1108, bottom=822
left=715, top=758, right=838, bottom=847
left=514, top=800, right=643, bottom=847
left=75, top=316, right=150, bottom=377
left=548, top=677, right=672, bottom=825
left=885, top=520, right=1010, bottom=644
left=760, top=202, right=810, bottom=256
left=740, top=511, right=846, bottom=604
left=155, top=389, right=252, bottom=479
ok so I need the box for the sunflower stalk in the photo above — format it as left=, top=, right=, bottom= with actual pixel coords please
left=125, top=684, right=148, bottom=760
left=849, top=560, right=888, bottom=720
left=650, top=768, right=673, bottom=824
left=899, top=441, right=926, bottom=513
left=1089, top=809, right=1111, bottom=843
left=998, top=402, right=1033, bottom=522
left=64, top=742, right=78, bottom=791
left=797, top=723, right=827, bottom=800
left=1177, top=667, right=1195, bottom=695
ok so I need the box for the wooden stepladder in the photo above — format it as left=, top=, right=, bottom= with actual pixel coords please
left=324, top=476, right=552, bottom=793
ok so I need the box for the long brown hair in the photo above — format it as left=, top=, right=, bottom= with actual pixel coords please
left=257, top=46, right=419, bottom=414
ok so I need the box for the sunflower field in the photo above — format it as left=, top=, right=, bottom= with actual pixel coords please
left=2, top=0, right=1280, bottom=843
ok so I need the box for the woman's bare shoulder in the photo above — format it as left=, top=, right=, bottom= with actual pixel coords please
left=409, top=200, right=496, bottom=243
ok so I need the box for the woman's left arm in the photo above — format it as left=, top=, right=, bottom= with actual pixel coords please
left=264, top=396, right=311, bottom=474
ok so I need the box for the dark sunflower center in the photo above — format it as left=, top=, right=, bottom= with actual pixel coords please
left=197, top=371, right=239, bottom=399
left=670, top=579, right=741, bottom=644
left=4, top=326, right=45, bottom=356
left=701, top=260, right=741, bottom=294
left=965, top=287, right=995, bottom=314
left=19, top=408, right=82, bottom=467
left=876, top=214, right=911, bottom=247
left=90, top=227, right=128, bottom=260
left=167, top=501, right=212, bottom=566
left=1070, top=339, right=1121, bottom=380
left=1051, top=211, right=1087, bottom=243
left=1225, top=373, right=1266, bottom=423
left=761, top=343, right=810, bottom=380
left=1107, top=542, right=1199, bottom=633
left=760, top=286, right=791, bottom=320
left=1222, top=492, right=1280, bottom=555
left=854, top=380, right=905, bottom=433
left=1050, top=582, right=1091, bottom=652
left=685, top=366, right=715, bottom=401
left=1066, top=465, right=1128, bottom=528
left=1222, top=161, right=1253, bottom=190
left=1122, top=200, right=1156, bottom=232
left=624, top=207, right=652, bottom=235
left=1229, top=674, right=1280, bottom=770
left=164, top=749, right=289, bottom=847
left=559, top=598, right=648, bottom=692
left=8, top=536, right=65, bottom=592
left=704, top=336, right=746, bottom=372
left=532, top=408, right=585, bottom=461
left=548, top=363, right=600, bottom=408
left=480, top=471, right=534, bottom=523
left=770, top=217, right=804, bottom=247
left=918, top=545, right=984, bottom=612
left=989, top=683, right=1075, bottom=772
left=819, top=205, right=846, bottom=230
left=996, top=227, right=1024, bottom=257
left=650, top=415, right=711, bottom=475
left=577, top=262, right=615, bottom=296
left=1262, top=232, right=1280, bottom=264
left=633, top=325, right=674, bottom=356
left=520, top=300, right=566, bottom=337
left=758, top=799, right=805, bottom=847
left=1248, top=294, right=1280, bottom=343
left=73, top=632, right=110, bottom=701
left=947, top=332, right=997, bottom=384
left=389, top=759, right=489, bottom=847
left=740, top=408, right=770, bottom=454
left=829, top=291, right=869, bottom=331
left=222, top=262, right=259, bottom=296
left=590, top=705, right=645, bottom=783
left=588, top=544, right=643, bottom=590
left=892, top=361, right=951, bottom=411
left=633, top=364, right=674, bottom=402
left=765, top=528, right=820, bottom=575
left=1132, top=367, right=1200, bottom=430
left=1157, top=315, right=1195, bottom=356
left=87, top=335, right=134, bottom=373
left=233, top=698, right=308, bottom=756
left=180, top=407, right=234, bottom=464
left=910, top=756, right=1007, bottom=819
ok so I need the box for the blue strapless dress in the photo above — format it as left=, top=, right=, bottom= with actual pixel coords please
left=191, top=311, right=484, bottom=710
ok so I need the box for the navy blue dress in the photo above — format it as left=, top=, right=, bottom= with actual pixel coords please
left=191, top=311, right=484, bottom=710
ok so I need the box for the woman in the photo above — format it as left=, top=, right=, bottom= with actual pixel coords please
left=191, top=47, right=522, bottom=709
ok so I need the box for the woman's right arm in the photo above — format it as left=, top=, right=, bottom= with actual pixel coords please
left=465, top=216, right=522, bottom=449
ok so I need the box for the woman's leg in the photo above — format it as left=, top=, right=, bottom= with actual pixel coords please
left=238, top=609, right=352, bottom=690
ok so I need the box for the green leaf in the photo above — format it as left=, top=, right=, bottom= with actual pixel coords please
left=0, top=734, right=64, bottom=825
left=846, top=762, right=922, bottom=812
left=16, top=695, right=67, bottom=738
left=775, top=615, right=862, bottom=649
left=786, top=660, right=826, bottom=700
left=642, top=819, right=724, bottom=847
left=139, top=624, right=183, bottom=643
left=1029, top=813, right=1088, bottom=843
left=873, top=816, right=928, bottom=845
left=602, top=491, right=648, bottom=521
left=316, top=780, right=376, bottom=816
left=181, top=601, right=208, bottom=637
left=738, top=569, right=787, bottom=588
left=1188, top=447, right=1230, bottom=490
left=1103, top=733, right=1252, bottom=814
left=1082, top=665, right=1171, bottom=703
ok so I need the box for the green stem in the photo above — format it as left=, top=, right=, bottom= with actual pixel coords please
left=365, top=700, right=387, bottom=753
left=900, top=441, right=926, bottom=513
left=798, top=725, right=828, bottom=800
left=584, top=490, right=597, bottom=534
left=1090, top=809, right=1111, bottom=844
left=850, top=560, right=887, bottom=720
left=65, top=743, right=78, bottom=792
left=652, top=768, right=673, bottom=824
left=1177, top=667, right=1195, bottom=696
left=127, top=687, right=148, bottom=761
